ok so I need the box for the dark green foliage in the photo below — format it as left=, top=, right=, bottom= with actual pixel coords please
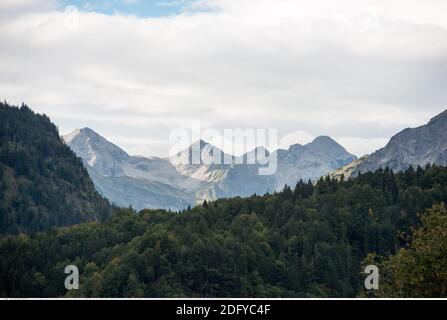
left=1, top=164, right=446, bottom=297
left=365, top=203, right=447, bottom=297
left=0, top=102, right=111, bottom=234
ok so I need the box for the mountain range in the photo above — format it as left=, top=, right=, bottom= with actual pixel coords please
left=2, top=102, right=447, bottom=297
left=327, top=109, right=447, bottom=181
left=64, top=129, right=357, bottom=210
left=64, top=109, right=447, bottom=211
left=354, top=109, right=447, bottom=174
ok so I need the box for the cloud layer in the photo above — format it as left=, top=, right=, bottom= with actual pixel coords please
left=1, top=0, right=446, bottom=157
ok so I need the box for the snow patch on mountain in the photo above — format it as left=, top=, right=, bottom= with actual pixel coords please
left=64, top=128, right=358, bottom=211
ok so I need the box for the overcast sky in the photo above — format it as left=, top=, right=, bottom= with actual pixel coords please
left=1, top=0, right=446, bottom=157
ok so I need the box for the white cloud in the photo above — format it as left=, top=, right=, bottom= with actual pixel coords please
left=333, top=137, right=390, bottom=157
left=1, top=0, right=446, bottom=157
left=280, top=131, right=315, bottom=149
left=0, top=0, right=56, bottom=16
left=192, top=0, right=447, bottom=28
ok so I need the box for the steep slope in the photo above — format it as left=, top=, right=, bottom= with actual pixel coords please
left=170, top=139, right=233, bottom=185
left=64, top=128, right=203, bottom=211
left=171, top=142, right=276, bottom=200
left=0, top=102, right=110, bottom=235
left=326, top=155, right=369, bottom=181
left=65, top=129, right=357, bottom=210
left=63, top=127, right=129, bottom=176
left=172, top=137, right=357, bottom=196
left=355, top=109, right=447, bottom=174
left=274, top=136, right=357, bottom=188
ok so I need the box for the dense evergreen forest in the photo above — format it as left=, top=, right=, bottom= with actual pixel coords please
left=1, top=163, right=446, bottom=297
left=367, top=203, right=447, bottom=297
left=0, top=102, right=111, bottom=234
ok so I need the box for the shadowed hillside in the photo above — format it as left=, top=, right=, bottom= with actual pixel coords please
left=0, top=102, right=111, bottom=234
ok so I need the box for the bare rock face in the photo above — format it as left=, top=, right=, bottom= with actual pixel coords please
left=355, top=109, right=447, bottom=174
left=63, top=127, right=129, bottom=177
left=64, top=129, right=357, bottom=211
left=64, top=128, right=200, bottom=211
left=273, top=136, right=357, bottom=188
left=327, top=155, right=370, bottom=181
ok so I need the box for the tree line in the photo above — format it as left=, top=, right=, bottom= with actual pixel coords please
left=1, top=163, right=446, bottom=297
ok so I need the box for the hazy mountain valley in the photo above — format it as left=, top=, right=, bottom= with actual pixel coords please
left=1, top=102, right=447, bottom=298
left=63, top=128, right=357, bottom=210
left=62, top=109, right=447, bottom=212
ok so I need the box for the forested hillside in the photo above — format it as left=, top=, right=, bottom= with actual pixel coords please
left=367, top=203, right=447, bottom=297
left=0, top=102, right=111, bottom=234
left=1, top=164, right=446, bottom=297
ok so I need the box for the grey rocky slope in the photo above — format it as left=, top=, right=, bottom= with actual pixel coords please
left=274, top=136, right=357, bottom=188
left=326, top=155, right=369, bottom=181
left=63, top=128, right=203, bottom=211
left=354, top=109, right=447, bottom=174
left=64, top=128, right=357, bottom=210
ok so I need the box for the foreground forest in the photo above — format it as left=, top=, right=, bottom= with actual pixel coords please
left=1, top=164, right=447, bottom=297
